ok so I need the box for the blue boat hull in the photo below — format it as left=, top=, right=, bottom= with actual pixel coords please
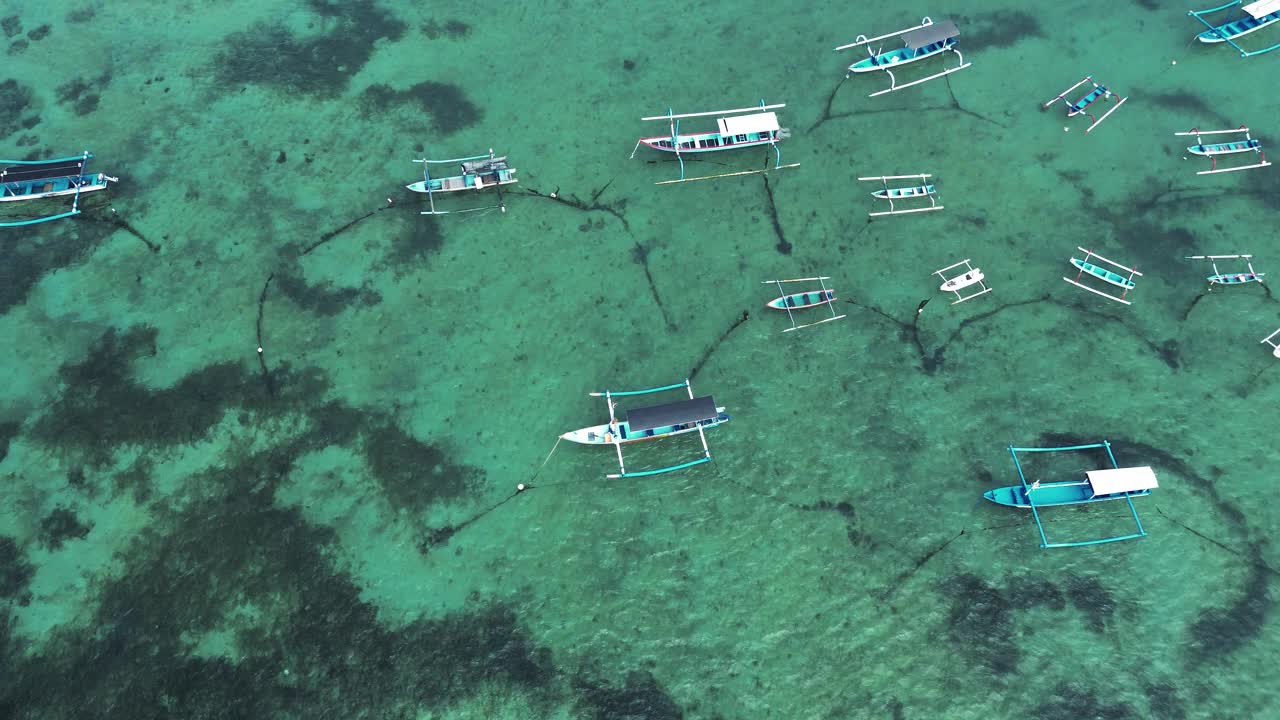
left=985, top=482, right=1151, bottom=508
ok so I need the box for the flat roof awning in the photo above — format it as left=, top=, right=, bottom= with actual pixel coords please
left=1, top=160, right=86, bottom=183
left=717, top=112, right=780, bottom=136
left=1087, top=466, right=1159, bottom=495
left=1244, top=0, right=1280, bottom=18
left=903, top=20, right=959, bottom=50
left=627, top=396, right=718, bottom=433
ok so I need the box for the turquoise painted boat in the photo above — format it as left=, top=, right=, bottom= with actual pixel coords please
left=1209, top=271, right=1265, bottom=284
left=1189, top=0, right=1280, bottom=57
left=1189, top=138, right=1261, bottom=155
left=872, top=184, right=935, bottom=200
left=1071, top=258, right=1136, bottom=289
left=986, top=442, right=1159, bottom=549
left=847, top=20, right=959, bottom=74
left=1, top=152, right=117, bottom=228
left=767, top=289, right=835, bottom=311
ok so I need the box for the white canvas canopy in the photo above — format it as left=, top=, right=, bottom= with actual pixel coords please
left=1244, top=0, right=1280, bottom=19
left=1086, top=466, right=1159, bottom=496
left=717, top=112, right=780, bottom=136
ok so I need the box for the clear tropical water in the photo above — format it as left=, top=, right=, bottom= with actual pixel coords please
left=2, top=1, right=1278, bottom=718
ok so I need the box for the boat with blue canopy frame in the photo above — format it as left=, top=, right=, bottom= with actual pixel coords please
left=835, top=17, right=972, bottom=97
left=407, top=149, right=517, bottom=216
left=561, top=379, right=730, bottom=478
left=986, top=441, right=1159, bottom=549
left=1174, top=126, right=1270, bottom=175
left=1188, top=0, right=1280, bottom=57
left=630, top=100, right=798, bottom=185
left=1, top=151, right=118, bottom=228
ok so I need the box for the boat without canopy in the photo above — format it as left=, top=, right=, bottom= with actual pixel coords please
left=1, top=151, right=118, bottom=228
left=761, top=276, right=846, bottom=332
left=1174, top=126, right=1270, bottom=174
left=407, top=149, right=517, bottom=216
left=1071, top=258, right=1136, bottom=289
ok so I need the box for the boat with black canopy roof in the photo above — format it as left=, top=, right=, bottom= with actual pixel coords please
left=1, top=151, right=117, bottom=228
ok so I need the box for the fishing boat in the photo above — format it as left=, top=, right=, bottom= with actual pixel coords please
left=761, top=276, right=846, bottom=332
left=631, top=100, right=798, bottom=184
left=858, top=173, right=943, bottom=217
left=1071, top=258, right=1136, bottom=289
left=1174, top=126, right=1270, bottom=174
left=407, top=149, right=516, bottom=216
left=987, top=441, right=1158, bottom=548
left=934, top=259, right=992, bottom=305
left=562, top=379, right=729, bottom=478
left=1188, top=0, right=1280, bottom=57
left=1, top=151, right=118, bottom=228
left=1185, top=254, right=1265, bottom=285
left=1064, top=247, right=1143, bottom=305
left=835, top=17, right=972, bottom=97
left=1262, top=327, right=1280, bottom=357
left=1042, top=76, right=1128, bottom=134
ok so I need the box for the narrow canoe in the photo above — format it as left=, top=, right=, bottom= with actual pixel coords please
left=872, top=184, right=934, bottom=200
left=941, top=269, right=984, bottom=292
left=767, top=289, right=835, bottom=310
left=848, top=37, right=955, bottom=73
left=1071, top=258, right=1135, bottom=289
left=1209, top=272, right=1265, bottom=284
left=1067, top=85, right=1111, bottom=115
left=406, top=168, right=517, bottom=194
left=560, top=410, right=730, bottom=445
left=638, top=130, right=779, bottom=154
left=1188, top=139, right=1261, bottom=156
left=984, top=481, right=1152, bottom=508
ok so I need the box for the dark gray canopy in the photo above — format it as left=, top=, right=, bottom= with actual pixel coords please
left=627, top=396, right=718, bottom=433
left=1, top=159, right=86, bottom=183
left=903, top=20, right=959, bottom=50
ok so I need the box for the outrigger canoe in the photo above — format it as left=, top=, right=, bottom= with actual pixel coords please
left=561, top=395, right=729, bottom=446
left=1071, top=258, right=1136, bottom=289
left=767, top=289, right=836, bottom=311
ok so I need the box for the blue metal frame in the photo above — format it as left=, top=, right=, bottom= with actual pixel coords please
left=1, top=151, right=99, bottom=228
left=588, top=379, right=719, bottom=479
left=1188, top=1, right=1280, bottom=57
left=1004, top=441, right=1149, bottom=549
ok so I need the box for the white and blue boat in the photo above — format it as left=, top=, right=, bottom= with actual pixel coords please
left=1174, top=126, right=1270, bottom=175
left=1063, top=247, right=1143, bottom=305
left=986, top=441, right=1159, bottom=549
left=562, top=379, right=729, bottom=478
left=857, top=173, right=944, bottom=217
left=761, top=276, right=846, bottom=332
left=1, top=151, right=117, bottom=228
left=1188, top=0, right=1280, bottom=57
left=836, top=18, right=972, bottom=97
left=408, top=149, right=517, bottom=216
left=631, top=100, right=798, bottom=185
left=1042, top=76, right=1128, bottom=134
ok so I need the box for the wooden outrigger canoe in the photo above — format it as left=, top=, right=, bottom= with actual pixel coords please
left=563, top=380, right=729, bottom=478
left=987, top=442, right=1158, bottom=548
left=1185, top=254, right=1266, bottom=285
left=873, top=184, right=935, bottom=201
left=1, top=151, right=117, bottom=228
left=631, top=101, right=798, bottom=184
left=767, top=289, right=835, bottom=311
left=1071, top=258, right=1136, bottom=289
left=1174, top=126, right=1270, bottom=174
left=1189, top=0, right=1280, bottom=57
left=408, top=149, right=517, bottom=215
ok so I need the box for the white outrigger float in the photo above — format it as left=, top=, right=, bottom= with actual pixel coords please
left=761, top=276, right=847, bottom=332
left=407, top=149, right=517, bottom=216
left=1063, top=247, right=1143, bottom=305
left=1262, top=327, right=1280, bottom=358
left=1042, top=76, right=1128, bottom=134
left=561, top=379, right=729, bottom=478
left=835, top=17, right=972, bottom=97
left=934, top=259, right=992, bottom=305
left=1174, top=126, right=1270, bottom=174
left=1185, top=254, right=1265, bottom=286
left=631, top=100, right=798, bottom=185
left=857, top=173, right=943, bottom=217
left=1188, top=0, right=1280, bottom=57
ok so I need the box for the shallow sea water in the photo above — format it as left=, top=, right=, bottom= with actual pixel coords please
left=1, top=1, right=1278, bottom=718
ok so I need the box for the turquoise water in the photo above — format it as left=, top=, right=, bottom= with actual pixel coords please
left=2, top=0, right=1278, bottom=717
